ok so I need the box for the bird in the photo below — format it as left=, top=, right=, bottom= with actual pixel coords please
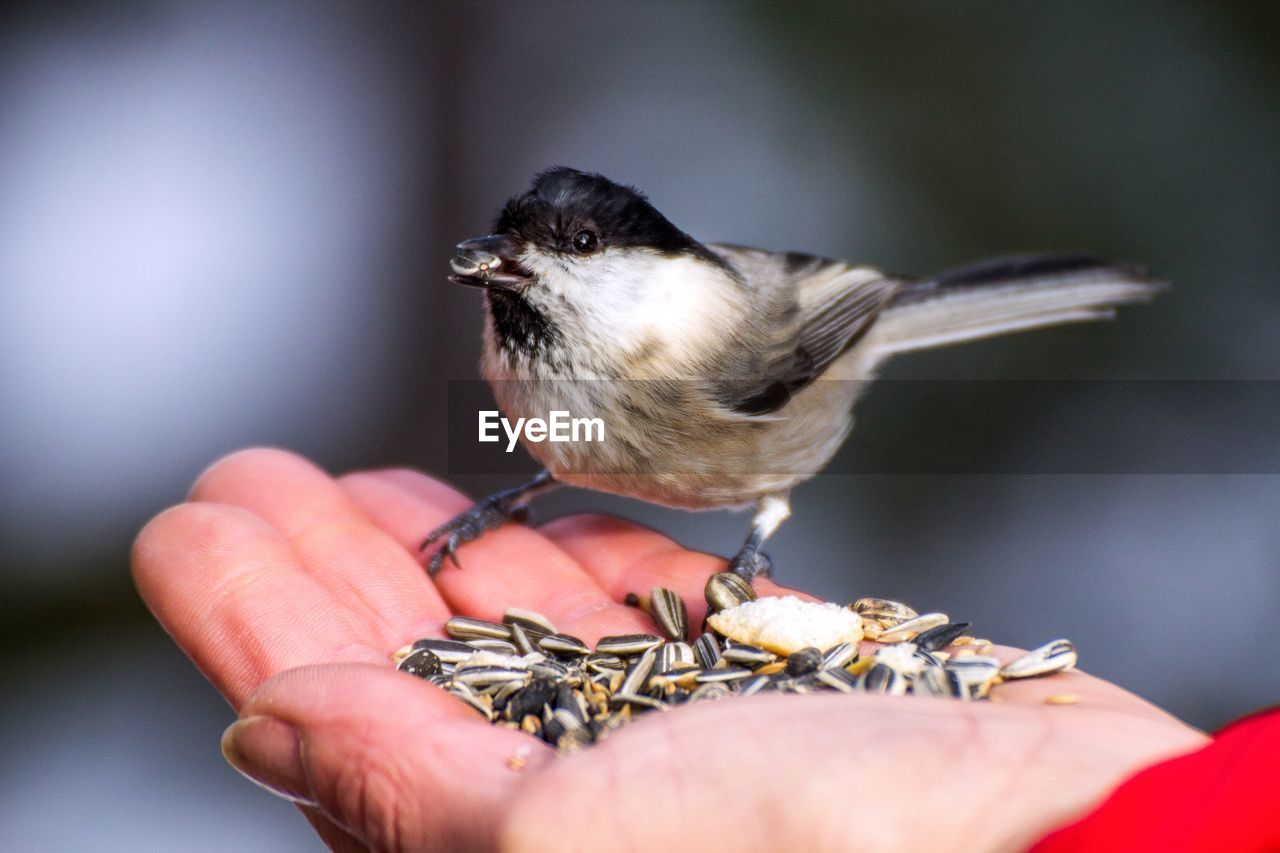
left=422, top=167, right=1163, bottom=580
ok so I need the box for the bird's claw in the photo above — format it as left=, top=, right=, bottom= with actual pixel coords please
left=727, top=548, right=773, bottom=581
left=420, top=495, right=528, bottom=577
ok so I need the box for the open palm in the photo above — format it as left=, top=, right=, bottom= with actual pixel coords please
left=132, top=449, right=1205, bottom=852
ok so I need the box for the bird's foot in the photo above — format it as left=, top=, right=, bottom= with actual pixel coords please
left=420, top=495, right=530, bottom=577
left=727, top=547, right=773, bottom=582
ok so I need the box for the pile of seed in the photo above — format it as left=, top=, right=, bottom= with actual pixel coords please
left=392, top=572, right=1078, bottom=752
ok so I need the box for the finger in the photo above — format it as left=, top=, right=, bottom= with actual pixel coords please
left=225, top=663, right=551, bottom=850
left=190, top=448, right=450, bottom=649
left=300, top=808, right=371, bottom=853
left=132, top=502, right=386, bottom=707
left=339, top=470, right=653, bottom=643
left=540, top=514, right=817, bottom=635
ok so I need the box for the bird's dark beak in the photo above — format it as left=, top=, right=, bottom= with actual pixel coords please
left=449, top=235, right=533, bottom=289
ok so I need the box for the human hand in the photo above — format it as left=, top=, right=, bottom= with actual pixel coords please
left=133, top=448, right=1207, bottom=852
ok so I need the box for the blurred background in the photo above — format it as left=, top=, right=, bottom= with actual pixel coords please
left=2, top=1, right=1277, bottom=848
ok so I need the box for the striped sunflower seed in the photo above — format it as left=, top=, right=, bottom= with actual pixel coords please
left=876, top=612, right=949, bottom=644
left=693, top=632, right=722, bottom=669
left=704, top=572, right=756, bottom=613
left=596, top=634, right=664, bottom=656
left=454, top=666, right=531, bottom=688
left=469, top=639, right=519, bottom=655
left=503, top=607, right=557, bottom=635
left=946, top=656, right=1002, bottom=698
left=721, top=643, right=776, bottom=667
left=445, top=616, right=512, bottom=641
left=1000, top=639, right=1077, bottom=679
left=584, top=653, right=626, bottom=674
left=911, top=664, right=951, bottom=698
left=816, top=667, right=860, bottom=693
left=785, top=647, right=823, bottom=677
left=851, top=597, right=918, bottom=625
left=449, top=684, right=495, bottom=719
left=410, top=638, right=479, bottom=664
left=656, top=642, right=695, bottom=673
left=860, top=662, right=906, bottom=695
left=509, top=622, right=537, bottom=656
left=821, top=642, right=860, bottom=670
left=650, top=587, right=689, bottom=641
left=913, top=621, right=972, bottom=652
left=691, top=666, right=753, bottom=684
left=620, top=648, right=657, bottom=695
left=538, top=633, right=590, bottom=657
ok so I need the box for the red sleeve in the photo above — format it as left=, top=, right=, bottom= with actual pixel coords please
left=1032, top=708, right=1280, bottom=852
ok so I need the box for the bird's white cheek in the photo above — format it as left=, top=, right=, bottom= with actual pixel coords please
left=572, top=255, right=742, bottom=358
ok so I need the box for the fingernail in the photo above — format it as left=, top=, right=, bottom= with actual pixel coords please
left=221, top=715, right=318, bottom=807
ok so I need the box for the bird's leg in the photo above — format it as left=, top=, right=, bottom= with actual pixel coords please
left=420, top=470, right=558, bottom=576
left=727, top=492, right=792, bottom=582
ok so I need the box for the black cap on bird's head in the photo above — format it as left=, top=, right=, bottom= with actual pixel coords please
left=495, top=167, right=702, bottom=257
left=449, top=167, right=731, bottom=289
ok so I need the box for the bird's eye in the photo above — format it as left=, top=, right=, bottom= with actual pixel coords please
left=571, top=229, right=600, bottom=255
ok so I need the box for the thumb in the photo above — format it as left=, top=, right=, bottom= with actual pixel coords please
left=221, top=663, right=552, bottom=852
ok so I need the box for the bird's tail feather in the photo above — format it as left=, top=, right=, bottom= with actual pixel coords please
left=869, top=255, right=1164, bottom=357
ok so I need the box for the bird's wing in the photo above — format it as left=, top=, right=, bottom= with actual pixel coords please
left=706, top=245, right=903, bottom=416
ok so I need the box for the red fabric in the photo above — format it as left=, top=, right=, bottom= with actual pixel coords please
left=1032, top=708, right=1280, bottom=852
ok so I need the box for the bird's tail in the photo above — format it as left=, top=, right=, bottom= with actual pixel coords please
left=869, top=255, right=1164, bottom=357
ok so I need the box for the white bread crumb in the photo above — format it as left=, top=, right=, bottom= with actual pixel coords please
left=707, top=596, right=863, bottom=654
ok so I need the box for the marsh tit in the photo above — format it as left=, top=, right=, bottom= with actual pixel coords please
left=423, top=167, right=1162, bottom=579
